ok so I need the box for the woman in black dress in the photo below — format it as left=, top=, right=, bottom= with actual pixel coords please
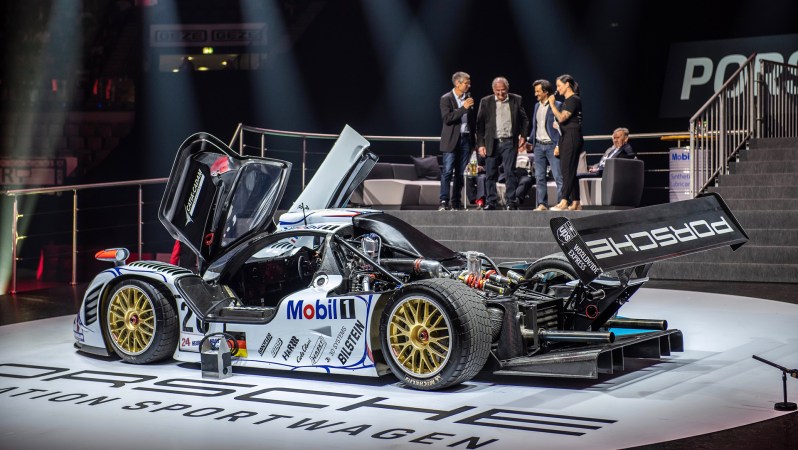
left=548, top=74, right=583, bottom=211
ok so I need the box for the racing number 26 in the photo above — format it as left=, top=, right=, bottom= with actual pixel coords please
left=181, top=303, right=209, bottom=334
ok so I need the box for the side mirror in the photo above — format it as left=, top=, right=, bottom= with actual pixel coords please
left=95, top=248, right=130, bottom=267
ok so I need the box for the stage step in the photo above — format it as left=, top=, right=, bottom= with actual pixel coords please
left=714, top=174, right=798, bottom=187
left=648, top=262, right=798, bottom=283
left=749, top=137, right=798, bottom=149
left=730, top=161, right=798, bottom=174
left=738, top=147, right=798, bottom=161
left=707, top=185, right=798, bottom=199
left=723, top=198, right=798, bottom=210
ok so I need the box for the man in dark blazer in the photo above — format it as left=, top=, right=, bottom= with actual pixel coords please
left=476, top=77, right=530, bottom=210
left=439, top=71, right=476, bottom=210
left=578, top=127, right=637, bottom=178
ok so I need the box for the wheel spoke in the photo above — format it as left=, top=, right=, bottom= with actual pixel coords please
left=427, top=340, right=448, bottom=358
left=427, top=312, right=444, bottom=329
left=427, top=323, right=447, bottom=335
left=393, top=341, right=412, bottom=359
left=417, top=299, right=427, bottom=323
left=137, top=292, right=148, bottom=311
left=109, top=301, right=126, bottom=316
left=133, top=333, right=147, bottom=351
left=392, top=313, right=412, bottom=332
left=418, top=349, right=435, bottom=372
left=410, top=348, right=421, bottom=372
left=138, top=322, right=154, bottom=336
left=117, top=328, right=129, bottom=344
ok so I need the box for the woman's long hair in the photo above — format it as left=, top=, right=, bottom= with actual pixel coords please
left=557, top=74, right=580, bottom=96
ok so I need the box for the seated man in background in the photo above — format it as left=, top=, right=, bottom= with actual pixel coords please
left=577, top=127, right=636, bottom=178
left=467, top=152, right=487, bottom=209
left=513, top=147, right=534, bottom=205
left=467, top=151, right=533, bottom=209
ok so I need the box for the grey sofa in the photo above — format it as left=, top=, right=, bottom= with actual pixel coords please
left=353, top=162, right=445, bottom=209
left=351, top=159, right=561, bottom=210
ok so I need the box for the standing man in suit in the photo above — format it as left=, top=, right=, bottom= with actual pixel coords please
left=577, top=127, right=636, bottom=178
left=476, top=77, right=530, bottom=210
left=439, top=71, right=476, bottom=211
left=529, top=79, right=563, bottom=211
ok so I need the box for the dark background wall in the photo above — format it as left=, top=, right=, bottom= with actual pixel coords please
left=3, top=0, right=798, bottom=180
left=131, top=1, right=798, bottom=177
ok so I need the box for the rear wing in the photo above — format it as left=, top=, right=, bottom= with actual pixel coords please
left=550, top=193, right=749, bottom=284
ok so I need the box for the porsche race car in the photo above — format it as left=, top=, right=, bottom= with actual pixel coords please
left=73, top=126, right=749, bottom=390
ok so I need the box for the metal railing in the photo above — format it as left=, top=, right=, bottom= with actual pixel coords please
left=690, top=55, right=798, bottom=196
left=758, top=59, right=798, bottom=139
left=229, top=124, right=446, bottom=188
left=228, top=123, right=685, bottom=189
left=3, top=178, right=166, bottom=294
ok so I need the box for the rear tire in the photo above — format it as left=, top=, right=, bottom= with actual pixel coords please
left=524, top=253, right=579, bottom=294
left=103, top=279, right=178, bottom=364
left=380, top=279, right=491, bottom=390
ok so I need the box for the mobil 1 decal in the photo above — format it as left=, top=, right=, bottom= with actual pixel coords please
left=285, top=297, right=356, bottom=320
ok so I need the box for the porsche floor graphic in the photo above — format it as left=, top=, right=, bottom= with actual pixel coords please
left=1, top=288, right=796, bottom=450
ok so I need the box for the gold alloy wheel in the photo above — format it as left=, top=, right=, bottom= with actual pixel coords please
left=107, top=285, right=156, bottom=355
left=387, top=296, right=452, bottom=377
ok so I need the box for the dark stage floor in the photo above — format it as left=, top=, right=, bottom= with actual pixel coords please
left=1, top=279, right=796, bottom=449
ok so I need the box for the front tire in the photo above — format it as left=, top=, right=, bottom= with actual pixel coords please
left=103, top=279, right=178, bottom=364
left=379, top=279, right=490, bottom=390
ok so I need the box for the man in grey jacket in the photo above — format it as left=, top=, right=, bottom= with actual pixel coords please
left=475, top=77, right=530, bottom=210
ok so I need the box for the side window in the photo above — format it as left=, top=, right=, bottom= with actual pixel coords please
left=222, top=163, right=283, bottom=247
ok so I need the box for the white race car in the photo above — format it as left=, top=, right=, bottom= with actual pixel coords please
left=73, top=126, right=748, bottom=390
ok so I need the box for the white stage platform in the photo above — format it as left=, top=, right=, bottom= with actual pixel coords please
left=1, top=288, right=796, bottom=449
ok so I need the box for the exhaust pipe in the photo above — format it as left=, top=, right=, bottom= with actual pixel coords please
left=380, top=258, right=442, bottom=278
left=604, top=318, right=668, bottom=331
left=538, top=329, right=615, bottom=344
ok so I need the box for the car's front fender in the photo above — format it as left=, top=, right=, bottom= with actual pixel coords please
left=73, top=261, right=193, bottom=355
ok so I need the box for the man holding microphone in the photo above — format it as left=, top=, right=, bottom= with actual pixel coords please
left=439, top=71, right=476, bottom=211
